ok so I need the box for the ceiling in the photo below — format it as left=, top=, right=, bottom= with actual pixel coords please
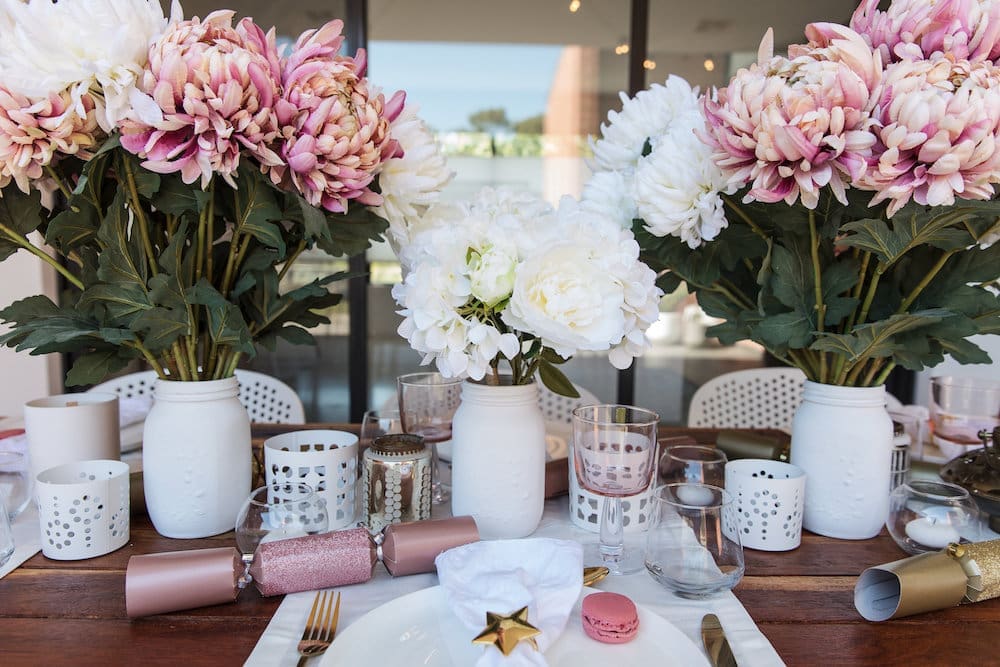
left=177, top=0, right=861, bottom=54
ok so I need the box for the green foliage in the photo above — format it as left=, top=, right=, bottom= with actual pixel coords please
left=638, top=187, right=1000, bottom=386
left=0, top=136, right=389, bottom=385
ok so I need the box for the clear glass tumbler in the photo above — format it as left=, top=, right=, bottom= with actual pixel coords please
left=0, top=451, right=31, bottom=521
left=659, top=444, right=728, bottom=487
left=644, top=483, right=745, bottom=598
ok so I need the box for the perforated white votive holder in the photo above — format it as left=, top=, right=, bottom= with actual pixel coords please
left=264, top=430, right=358, bottom=529
left=36, top=460, right=130, bottom=560
left=568, top=453, right=654, bottom=534
left=724, top=459, right=806, bottom=551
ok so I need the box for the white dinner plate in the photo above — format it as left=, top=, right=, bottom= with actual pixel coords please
left=319, top=586, right=710, bottom=666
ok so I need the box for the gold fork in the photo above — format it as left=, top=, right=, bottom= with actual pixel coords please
left=296, top=590, right=341, bottom=666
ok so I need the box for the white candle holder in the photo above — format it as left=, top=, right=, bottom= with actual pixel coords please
left=567, top=458, right=654, bottom=534
left=36, top=460, right=130, bottom=560
left=724, top=459, right=806, bottom=551
left=24, top=393, right=121, bottom=482
left=264, top=430, right=358, bottom=529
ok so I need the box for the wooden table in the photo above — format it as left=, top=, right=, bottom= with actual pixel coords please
left=1, top=425, right=997, bottom=666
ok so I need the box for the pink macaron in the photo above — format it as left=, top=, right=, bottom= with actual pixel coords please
left=581, top=591, right=639, bottom=644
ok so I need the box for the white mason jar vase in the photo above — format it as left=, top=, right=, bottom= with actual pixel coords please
left=790, top=381, right=893, bottom=540
left=142, top=377, right=252, bottom=538
left=450, top=379, right=546, bottom=539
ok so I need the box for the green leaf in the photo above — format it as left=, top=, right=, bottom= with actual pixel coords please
left=151, top=174, right=211, bottom=215
left=939, top=338, right=992, bottom=365
left=317, top=201, right=389, bottom=258
left=96, top=189, right=149, bottom=287
left=0, top=187, right=45, bottom=260
left=296, top=193, right=331, bottom=242
left=186, top=279, right=253, bottom=353
left=65, top=350, right=131, bottom=387
left=232, top=167, right=285, bottom=254
left=810, top=309, right=950, bottom=364
left=118, top=150, right=161, bottom=198
left=133, top=306, right=190, bottom=353
left=275, top=326, right=315, bottom=346
left=537, top=359, right=579, bottom=398
left=46, top=200, right=100, bottom=251
left=756, top=312, right=813, bottom=349
left=540, top=348, right=569, bottom=365
left=840, top=207, right=980, bottom=267
left=769, top=240, right=813, bottom=313
left=78, top=283, right=152, bottom=325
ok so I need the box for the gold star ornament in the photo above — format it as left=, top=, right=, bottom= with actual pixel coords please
left=471, top=606, right=542, bottom=656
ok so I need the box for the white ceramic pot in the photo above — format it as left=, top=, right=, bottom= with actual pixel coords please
left=790, top=381, right=893, bottom=540
left=450, top=380, right=545, bottom=539
left=142, top=377, right=252, bottom=538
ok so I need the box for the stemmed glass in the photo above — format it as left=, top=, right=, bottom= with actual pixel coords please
left=572, top=404, right=659, bottom=575
left=397, top=372, right=463, bottom=504
left=659, top=444, right=728, bottom=488
left=234, top=482, right=328, bottom=587
left=360, top=407, right=403, bottom=461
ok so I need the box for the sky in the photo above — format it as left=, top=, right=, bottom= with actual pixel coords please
left=367, top=41, right=564, bottom=132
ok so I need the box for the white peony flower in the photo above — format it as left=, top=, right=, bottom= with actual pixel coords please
left=374, top=101, right=454, bottom=253
left=633, top=111, right=735, bottom=248
left=579, top=169, right=638, bottom=230
left=503, top=242, right=628, bottom=359
left=0, top=0, right=179, bottom=131
left=589, top=76, right=701, bottom=173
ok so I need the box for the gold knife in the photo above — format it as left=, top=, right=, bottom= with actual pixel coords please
left=701, top=613, right=738, bottom=667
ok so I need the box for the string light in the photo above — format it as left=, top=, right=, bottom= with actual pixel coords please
left=569, top=0, right=581, bottom=12
left=614, top=42, right=630, bottom=56
left=643, top=59, right=656, bottom=70
left=704, top=57, right=716, bottom=72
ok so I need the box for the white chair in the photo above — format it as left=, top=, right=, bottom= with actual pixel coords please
left=687, top=367, right=903, bottom=430
left=89, top=368, right=305, bottom=424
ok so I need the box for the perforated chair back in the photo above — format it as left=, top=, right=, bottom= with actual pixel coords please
left=687, top=367, right=807, bottom=430
left=536, top=381, right=600, bottom=428
left=89, top=369, right=305, bottom=424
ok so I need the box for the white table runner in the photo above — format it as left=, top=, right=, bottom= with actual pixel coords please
left=245, top=498, right=785, bottom=666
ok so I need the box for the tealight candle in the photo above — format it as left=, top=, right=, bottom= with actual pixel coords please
left=676, top=483, right=715, bottom=506
left=904, top=517, right=961, bottom=550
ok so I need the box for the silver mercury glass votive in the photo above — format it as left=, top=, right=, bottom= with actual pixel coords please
left=363, top=433, right=432, bottom=534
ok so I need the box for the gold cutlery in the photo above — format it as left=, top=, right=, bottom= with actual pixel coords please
left=701, top=613, right=737, bottom=667
left=296, top=590, right=341, bottom=666
left=583, top=566, right=610, bottom=587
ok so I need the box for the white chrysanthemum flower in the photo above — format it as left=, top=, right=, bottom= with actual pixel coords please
left=375, top=102, right=454, bottom=253
left=589, top=76, right=701, bottom=173
left=0, top=0, right=179, bottom=131
left=579, top=169, right=637, bottom=229
left=634, top=112, right=735, bottom=248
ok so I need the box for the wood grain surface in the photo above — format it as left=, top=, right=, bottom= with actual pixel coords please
left=1, top=425, right=994, bottom=666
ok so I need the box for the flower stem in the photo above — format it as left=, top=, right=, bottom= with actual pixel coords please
left=121, top=157, right=159, bottom=277
left=874, top=361, right=896, bottom=387
left=44, top=165, right=72, bottom=201
left=722, top=195, right=768, bottom=241
left=170, top=341, right=191, bottom=381
left=808, top=210, right=828, bottom=383
left=0, top=224, right=84, bottom=289
left=278, top=239, right=307, bottom=283
left=225, top=351, right=242, bottom=377
left=862, top=358, right=887, bottom=387
left=856, top=264, right=884, bottom=326
left=125, top=341, right=167, bottom=379
left=897, top=249, right=957, bottom=314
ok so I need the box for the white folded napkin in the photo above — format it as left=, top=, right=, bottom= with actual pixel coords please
left=435, top=538, right=583, bottom=667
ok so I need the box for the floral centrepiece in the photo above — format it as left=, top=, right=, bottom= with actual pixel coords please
left=585, top=0, right=1000, bottom=387
left=392, top=188, right=661, bottom=395
left=0, top=0, right=450, bottom=385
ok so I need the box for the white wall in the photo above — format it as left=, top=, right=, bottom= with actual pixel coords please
left=915, top=335, right=1000, bottom=406
left=0, top=248, right=61, bottom=418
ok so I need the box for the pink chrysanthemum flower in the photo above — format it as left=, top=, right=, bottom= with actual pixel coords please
left=0, top=86, right=100, bottom=194
left=269, top=19, right=404, bottom=213
left=118, top=10, right=283, bottom=188
left=701, top=27, right=880, bottom=208
left=851, top=0, right=1000, bottom=64
left=860, top=54, right=1000, bottom=216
